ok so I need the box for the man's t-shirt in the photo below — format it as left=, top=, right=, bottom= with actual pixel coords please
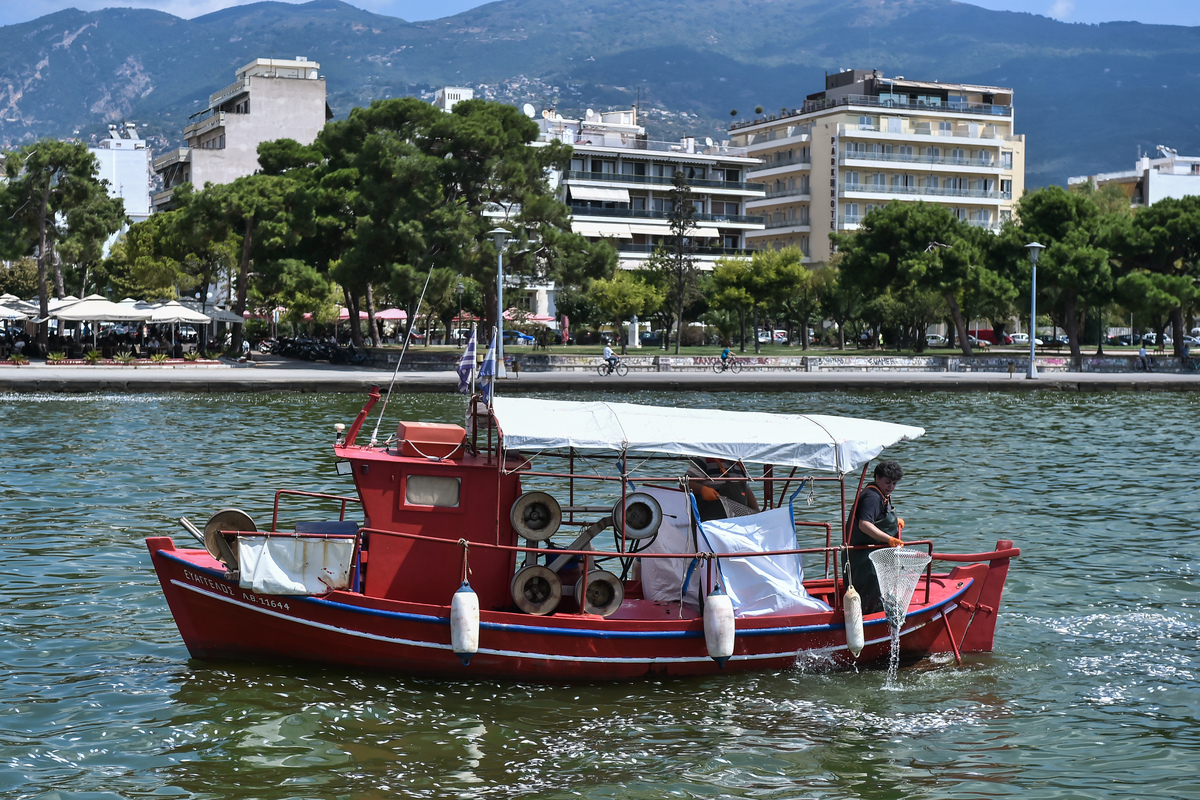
left=847, top=486, right=888, bottom=546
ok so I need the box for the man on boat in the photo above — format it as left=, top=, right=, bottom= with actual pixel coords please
left=844, top=460, right=905, bottom=614
left=688, top=457, right=761, bottom=520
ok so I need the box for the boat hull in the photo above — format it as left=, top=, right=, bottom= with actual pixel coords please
left=148, top=537, right=1012, bottom=680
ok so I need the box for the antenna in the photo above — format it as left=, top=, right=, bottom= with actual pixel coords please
left=523, top=103, right=536, bottom=118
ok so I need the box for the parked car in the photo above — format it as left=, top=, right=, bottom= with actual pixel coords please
left=1141, top=332, right=1173, bottom=347
left=756, top=329, right=788, bottom=344
left=1009, top=333, right=1043, bottom=346
left=1042, top=335, right=1069, bottom=347
left=503, top=329, right=534, bottom=345
left=967, top=335, right=990, bottom=348
left=925, top=334, right=947, bottom=347
left=1182, top=335, right=1200, bottom=346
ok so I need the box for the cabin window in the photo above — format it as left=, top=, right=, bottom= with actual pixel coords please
left=405, top=475, right=461, bottom=507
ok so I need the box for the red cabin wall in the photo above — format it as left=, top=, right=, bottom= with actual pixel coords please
left=349, top=452, right=520, bottom=610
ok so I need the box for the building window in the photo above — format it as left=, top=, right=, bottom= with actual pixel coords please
left=1001, top=151, right=1013, bottom=169
left=939, top=121, right=952, bottom=132
left=925, top=146, right=940, bottom=160
left=925, top=176, right=940, bottom=189
left=1001, top=179, right=1012, bottom=198
left=844, top=203, right=860, bottom=223
left=950, top=148, right=966, bottom=163
left=872, top=173, right=887, bottom=187
left=631, top=196, right=647, bottom=211
left=844, top=171, right=860, bottom=187
left=858, top=115, right=874, bottom=130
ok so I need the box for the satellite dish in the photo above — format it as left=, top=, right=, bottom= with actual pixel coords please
left=523, top=103, right=536, bottom=118
left=585, top=108, right=594, bottom=119
left=542, top=109, right=551, bottom=119
left=705, top=137, right=713, bottom=147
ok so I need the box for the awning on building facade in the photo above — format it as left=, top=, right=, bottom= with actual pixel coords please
left=571, top=222, right=633, bottom=238
left=568, top=186, right=632, bottom=203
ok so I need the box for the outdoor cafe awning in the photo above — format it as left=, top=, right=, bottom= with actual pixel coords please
left=50, top=295, right=153, bottom=323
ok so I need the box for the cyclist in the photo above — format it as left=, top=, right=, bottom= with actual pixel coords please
left=720, top=346, right=731, bottom=369
left=602, top=343, right=619, bottom=373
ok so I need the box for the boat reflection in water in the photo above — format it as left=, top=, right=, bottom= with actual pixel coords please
left=147, top=388, right=1019, bottom=680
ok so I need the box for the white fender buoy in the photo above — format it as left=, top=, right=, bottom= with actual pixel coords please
left=704, top=588, right=736, bottom=667
left=450, top=582, right=480, bottom=665
left=844, top=585, right=864, bottom=658
left=574, top=569, right=624, bottom=617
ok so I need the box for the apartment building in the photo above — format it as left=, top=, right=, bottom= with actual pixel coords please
left=729, top=69, right=1026, bottom=262
left=90, top=122, right=152, bottom=227
left=1068, top=145, right=1200, bottom=206
left=152, top=56, right=331, bottom=210
left=537, top=107, right=765, bottom=272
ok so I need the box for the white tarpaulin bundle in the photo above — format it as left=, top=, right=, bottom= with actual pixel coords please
left=237, top=535, right=354, bottom=596
left=697, top=506, right=832, bottom=617
left=491, top=397, right=924, bottom=474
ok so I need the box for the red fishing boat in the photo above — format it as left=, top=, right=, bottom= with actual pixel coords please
left=147, top=388, right=1019, bottom=680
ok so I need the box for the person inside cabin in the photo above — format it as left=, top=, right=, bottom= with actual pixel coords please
left=602, top=343, right=618, bottom=371
left=688, top=457, right=761, bottom=521
left=844, top=460, right=906, bottom=615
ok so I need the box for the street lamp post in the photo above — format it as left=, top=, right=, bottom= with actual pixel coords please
left=455, top=279, right=464, bottom=344
left=489, top=228, right=510, bottom=378
left=1026, top=242, right=1045, bottom=379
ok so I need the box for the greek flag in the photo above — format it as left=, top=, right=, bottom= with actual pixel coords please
left=478, top=331, right=498, bottom=405
left=455, top=328, right=477, bottom=395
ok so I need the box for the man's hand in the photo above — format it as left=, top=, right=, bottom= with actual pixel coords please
left=887, top=536, right=903, bottom=548
left=699, top=486, right=719, bottom=502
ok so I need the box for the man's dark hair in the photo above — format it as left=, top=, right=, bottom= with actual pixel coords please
left=874, top=460, right=904, bottom=481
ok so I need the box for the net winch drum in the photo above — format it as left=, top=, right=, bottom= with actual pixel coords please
left=510, top=564, right=563, bottom=615
left=203, top=508, right=256, bottom=570
left=611, top=492, right=663, bottom=540
left=574, top=569, right=624, bottom=617
left=510, top=491, right=562, bottom=542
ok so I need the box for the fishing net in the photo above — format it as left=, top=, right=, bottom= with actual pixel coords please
left=869, top=548, right=932, bottom=629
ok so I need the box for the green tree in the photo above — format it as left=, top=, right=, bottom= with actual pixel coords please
left=0, top=257, right=38, bottom=298
left=590, top=270, right=664, bottom=354
left=1111, top=195, right=1200, bottom=355
left=187, top=174, right=307, bottom=353
left=1002, top=186, right=1116, bottom=359
left=834, top=201, right=989, bottom=355
left=708, top=256, right=753, bottom=351
left=0, top=140, right=126, bottom=348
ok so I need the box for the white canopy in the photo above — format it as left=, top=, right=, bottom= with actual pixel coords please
left=0, top=304, right=29, bottom=321
left=491, top=397, right=924, bottom=474
left=52, top=295, right=153, bottom=322
left=149, top=301, right=212, bottom=324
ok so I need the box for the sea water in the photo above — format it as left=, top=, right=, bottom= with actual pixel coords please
left=2, top=388, right=1198, bottom=799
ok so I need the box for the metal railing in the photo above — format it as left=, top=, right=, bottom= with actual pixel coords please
left=838, top=183, right=1001, bottom=200
left=808, top=94, right=1012, bottom=116
left=757, top=186, right=811, bottom=200
left=839, top=150, right=999, bottom=169
left=565, top=170, right=764, bottom=193
left=748, top=154, right=811, bottom=172
left=569, top=205, right=765, bottom=225
left=617, top=243, right=749, bottom=256
left=764, top=218, right=811, bottom=230
left=184, top=111, right=224, bottom=138
left=152, top=148, right=191, bottom=171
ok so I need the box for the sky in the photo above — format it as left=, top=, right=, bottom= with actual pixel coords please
left=1, top=0, right=1198, bottom=28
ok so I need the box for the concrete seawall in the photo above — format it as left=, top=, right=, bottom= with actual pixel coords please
left=1, top=353, right=1197, bottom=394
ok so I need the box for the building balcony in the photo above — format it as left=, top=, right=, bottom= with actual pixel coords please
left=839, top=184, right=1002, bottom=201
left=753, top=187, right=812, bottom=201
left=152, top=188, right=176, bottom=210
left=808, top=94, right=1012, bottom=117
left=184, top=111, right=225, bottom=139
left=569, top=204, right=764, bottom=226
left=839, top=151, right=1002, bottom=170
left=152, top=147, right=191, bottom=172
left=560, top=135, right=752, bottom=159
left=763, top=218, right=811, bottom=231
left=747, top=154, right=811, bottom=173
left=616, top=243, right=751, bottom=256
left=208, top=77, right=251, bottom=108
left=564, top=170, right=764, bottom=194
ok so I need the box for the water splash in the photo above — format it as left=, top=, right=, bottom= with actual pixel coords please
left=884, top=623, right=902, bottom=689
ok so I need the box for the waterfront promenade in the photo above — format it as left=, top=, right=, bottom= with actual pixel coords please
left=1, top=354, right=1197, bottom=393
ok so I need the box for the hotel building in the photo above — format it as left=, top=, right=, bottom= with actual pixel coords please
left=729, top=69, right=1025, bottom=262
left=152, top=57, right=331, bottom=210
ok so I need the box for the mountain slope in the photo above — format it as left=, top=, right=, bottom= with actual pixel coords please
left=0, top=0, right=1196, bottom=186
